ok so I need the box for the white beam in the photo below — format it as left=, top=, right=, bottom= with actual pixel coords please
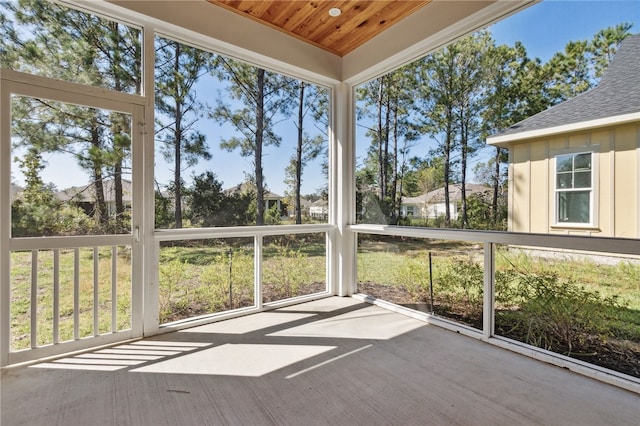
left=332, top=83, right=356, bottom=296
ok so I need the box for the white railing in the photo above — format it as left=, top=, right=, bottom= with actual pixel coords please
left=4, top=221, right=638, bottom=395
left=348, top=224, right=640, bottom=393
left=6, top=235, right=138, bottom=365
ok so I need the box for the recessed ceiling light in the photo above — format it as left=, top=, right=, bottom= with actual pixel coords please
left=328, top=8, right=341, bottom=17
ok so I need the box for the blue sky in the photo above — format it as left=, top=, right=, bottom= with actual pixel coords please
left=13, top=0, right=640, bottom=196
left=490, top=0, right=640, bottom=63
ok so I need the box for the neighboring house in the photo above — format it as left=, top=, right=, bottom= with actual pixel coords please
left=487, top=34, right=640, bottom=239
left=224, top=183, right=287, bottom=216
left=56, top=178, right=133, bottom=216
left=286, top=197, right=312, bottom=218
left=401, top=184, right=492, bottom=220
left=309, top=199, right=328, bottom=219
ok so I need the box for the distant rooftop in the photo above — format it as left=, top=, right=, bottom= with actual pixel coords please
left=56, top=179, right=133, bottom=203
left=224, top=183, right=283, bottom=199
left=402, top=184, right=491, bottom=204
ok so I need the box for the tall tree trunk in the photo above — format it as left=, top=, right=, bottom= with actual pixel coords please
left=390, top=103, right=399, bottom=223
left=173, top=42, right=183, bottom=228
left=383, top=93, right=390, bottom=212
left=376, top=77, right=385, bottom=201
left=443, top=105, right=453, bottom=228
left=460, top=108, right=469, bottom=229
left=255, top=68, right=266, bottom=226
left=295, top=81, right=305, bottom=224
left=90, top=114, right=108, bottom=227
left=109, top=21, right=125, bottom=231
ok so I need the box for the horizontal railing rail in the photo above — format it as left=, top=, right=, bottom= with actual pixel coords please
left=9, top=234, right=132, bottom=251
left=348, top=224, right=640, bottom=256
left=154, top=223, right=335, bottom=241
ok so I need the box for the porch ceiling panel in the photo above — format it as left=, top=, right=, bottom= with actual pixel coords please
left=207, top=1, right=431, bottom=57
left=106, top=0, right=535, bottom=84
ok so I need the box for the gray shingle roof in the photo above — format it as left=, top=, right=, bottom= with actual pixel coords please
left=402, top=184, right=491, bottom=204
left=56, top=179, right=133, bottom=203
left=494, top=33, right=640, bottom=137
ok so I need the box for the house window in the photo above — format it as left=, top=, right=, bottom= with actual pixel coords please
left=555, top=152, right=592, bottom=224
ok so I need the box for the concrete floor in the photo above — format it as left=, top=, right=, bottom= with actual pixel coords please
left=1, top=297, right=639, bottom=425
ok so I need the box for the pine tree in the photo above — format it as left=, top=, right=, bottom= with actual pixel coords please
left=212, top=58, right=294, bottom=225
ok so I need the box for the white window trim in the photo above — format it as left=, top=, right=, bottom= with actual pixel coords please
left=550, top=146, right=599, bottom=230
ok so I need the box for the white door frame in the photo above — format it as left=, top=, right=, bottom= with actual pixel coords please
left=0, top=69, right=147, bottom=366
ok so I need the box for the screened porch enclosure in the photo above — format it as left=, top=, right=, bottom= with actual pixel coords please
left=1, top=0, right=639, bottom=410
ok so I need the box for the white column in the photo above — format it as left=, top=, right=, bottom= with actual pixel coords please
left=142, top=24, right=158, bottom=336
left=330, top=83, right=356, bottom=296
left=0, top=75, right=11, bottom=366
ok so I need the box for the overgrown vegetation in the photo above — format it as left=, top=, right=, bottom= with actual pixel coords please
left=157, top=235, right=326, bottom=323
left=158, top=246, right=255, bottom=323
left=495, top=269, right=623, bottom=355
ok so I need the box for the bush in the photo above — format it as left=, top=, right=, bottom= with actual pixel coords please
left=435, top=257, right=484, bottom=317
left=263, top=244, right=310, bottom=301
left=394, top=257, right=430, bottom=301
left=158, top=259, right=191, bottom=323
left=496, top=270, right=620, bottom=355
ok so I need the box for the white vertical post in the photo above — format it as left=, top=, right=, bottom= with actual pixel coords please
left=483, top=242, right=495, bottom=340
left=0, top=74, right=12, bottom=365
left=93, top=247, right=99, bottom=336
left=53, top=249, right=60, bottom=344
left=132, top=102, right=147, bottom=337
left=141, top=24, right=156, bottom=337
left=74, top=248, right=80, bottom=340
left=146, top=241, right=160, bottom=329
left=31, top=250, right=38, bottom=348
left=255, top=235, right=263, bottom=309
left=111, top=245, right=117, bottom=332
left=331, top=83, right=356, bottom=296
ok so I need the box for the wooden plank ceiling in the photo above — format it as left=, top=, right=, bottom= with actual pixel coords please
left=207, top=1, right=431, bottom=56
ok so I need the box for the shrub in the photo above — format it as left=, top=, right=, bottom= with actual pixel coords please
left=158, top=259, right=191, bottom=323
left=394, top=257, right=430, bottom=301
left=435, top=257, right=484, bottom=317
left=496, top=270, right=620, bottom=355
left=263, top=245, right=309, bottom=300
left=200, top=251, right=254, bottom=310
